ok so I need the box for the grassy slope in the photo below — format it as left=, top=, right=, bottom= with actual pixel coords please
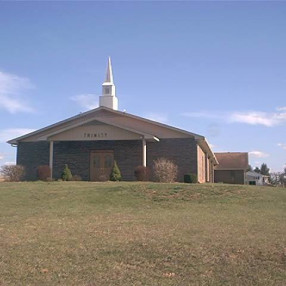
left=0, top=182, right=285, bottom=285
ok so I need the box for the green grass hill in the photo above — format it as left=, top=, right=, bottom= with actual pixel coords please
left=0, top=182, right=285, bottom=285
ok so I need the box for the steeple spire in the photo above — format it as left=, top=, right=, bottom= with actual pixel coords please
left=105, top=56, right=113, bottom=83
left=99, top=57, right=118, bottom=110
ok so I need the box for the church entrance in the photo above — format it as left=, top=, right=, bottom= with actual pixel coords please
left=90, top=150, right=114, bottom=181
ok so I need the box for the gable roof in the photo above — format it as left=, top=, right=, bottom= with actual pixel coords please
left=214, top=152, right=248, bottom=170
left=8, top=106, right=218, bottom=164
left=246, top=171, right=269, bottom=178
left=8, top=106, right=201, bottom=143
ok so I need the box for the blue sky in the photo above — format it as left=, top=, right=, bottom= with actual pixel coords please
left=0, top=1, right=285, bottom=172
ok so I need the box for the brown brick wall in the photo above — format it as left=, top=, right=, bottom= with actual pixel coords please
left=17, top=142, right=50, bottom=181
left=147, top=138, right=198, bottom=182
left=206, top=156, right=210, bottom=182
left=214, top=170, right=245, bottom=184
left=209, top=161, right=215, bottom=183
left=197, top=145, right=206, bottom=183
left=53, top=140, right=142, bottom=181
left=17, top=138, right=198, bottom=182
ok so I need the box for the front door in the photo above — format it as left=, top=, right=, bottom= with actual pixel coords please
left=90, top=151, right=114, bottom=181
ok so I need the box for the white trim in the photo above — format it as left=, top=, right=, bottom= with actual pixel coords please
left=142, top=138, right=147, bottom=167
left=44, top=117, right=156, bottom=141
left=49, top=141, right=54, bottom=179
left=8, top=106, right=203, bottom=144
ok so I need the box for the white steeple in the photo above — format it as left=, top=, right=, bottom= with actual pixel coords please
left=99, top=57, right=118, bottom=110
left=105, top=56, right=113, bottom=83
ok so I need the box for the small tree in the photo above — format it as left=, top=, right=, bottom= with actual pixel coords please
left=0, top=165, right=25, bottom=182
left=153, top=158, right=178, bottom=183
left=37, top=165, right=51, bottom=181
left=270, top=172, right=282, bottom=186
left=270, top=170, right=286, bottom=187
left=61, top=164, right=73, bottom=181
left=110, top=161, right=122, bottom=181
left=260, top=163, right=270, bottom=176
left=281, top=168, right=286, bottom=187
left=134, top=166, right=150, bottom=181
left=254, top=167, right=260, bottom=173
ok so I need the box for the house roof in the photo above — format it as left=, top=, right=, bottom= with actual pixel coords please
left=8, top=106, right=218, bottom=164
left=214, top=152, right=248, bottom=170
left=246, top=171, right=269, bottom=178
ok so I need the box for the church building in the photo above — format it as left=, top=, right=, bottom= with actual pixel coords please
left=8, top=58, right=218, bottom=182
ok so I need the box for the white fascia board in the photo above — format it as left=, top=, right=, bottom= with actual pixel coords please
left=7, top=106, right=204, bottom=144
left=7, top=107, right=106, bottom=145
left=98, top=107, right=204, bottom=139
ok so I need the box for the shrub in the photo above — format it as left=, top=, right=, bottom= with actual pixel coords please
left=61, top=164, right=73, bottom=181
left=153, top=158, right=178, bottom=183
left=134, top=166, right=150, bottom=181
left=0, top=165, right=25, bottom=182
left=184, top=173, right=198, bottom=183
left=71, top=175, right=82, bottom=181
left=37, top=165, right=51, bottom=181
left=110, top=161, right=122, bottom=181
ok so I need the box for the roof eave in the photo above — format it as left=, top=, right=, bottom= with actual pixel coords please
left=7, top=106, right=104, bottom=144
left=7, top=139, right=18, bottom=145
left=7, top=106, right=206, bottom=144
left=196, top=137, right=218, bottom=165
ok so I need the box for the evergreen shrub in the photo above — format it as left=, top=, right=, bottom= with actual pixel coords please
left=110, top=161, right=122, bottom=181
left=184, top=173, right=198, bottom=183
left=61, top=164, right=73, bottom=181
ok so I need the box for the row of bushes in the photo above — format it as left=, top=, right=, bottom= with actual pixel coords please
left=39, top=164, right=82, bottom=181
left=108, top=158, right=197, bottom=183
left=0, top=164, right=81, bottom=182
left=0, top=158, right=198, bottom=183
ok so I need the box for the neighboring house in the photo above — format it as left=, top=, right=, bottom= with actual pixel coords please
left=8, top=58, right=218, bottom=182
left=214, top=152, right=249, bottom=184
left=246, top=171, right=270, bottom=186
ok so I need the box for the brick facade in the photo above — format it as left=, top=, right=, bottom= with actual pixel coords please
left=214, top=170, right=245, bottom=184
left=147, top=138, right=198, bottom=182
left=197, top=145, right=206, bottom=183
left=17, top=142, right=50, bottom=181
left=17, top=138, right=198, bottom=182
left=53, top=140, right=142, bottom=181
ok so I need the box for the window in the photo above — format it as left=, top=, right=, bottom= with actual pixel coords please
left=105, top=87, right=110, bottom=94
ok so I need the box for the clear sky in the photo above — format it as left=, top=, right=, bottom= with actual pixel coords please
left=0, top=1, right=285, bottom=172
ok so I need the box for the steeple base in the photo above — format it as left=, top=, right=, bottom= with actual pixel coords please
left=99, top=95, right=118, bottom=110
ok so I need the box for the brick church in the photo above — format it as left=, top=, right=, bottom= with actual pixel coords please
left=8, top=58, right=219, bottom=182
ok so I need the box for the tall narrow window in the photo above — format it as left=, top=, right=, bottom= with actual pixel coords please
left=105, top=87, right=110, bottom=94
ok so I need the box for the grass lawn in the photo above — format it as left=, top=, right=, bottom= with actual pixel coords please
left=0, top=182, right=285, bottom=285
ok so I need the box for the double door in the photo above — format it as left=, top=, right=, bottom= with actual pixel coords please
left=90, top=151, right=114, bottom=181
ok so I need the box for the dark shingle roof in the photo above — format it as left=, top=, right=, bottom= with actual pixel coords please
left=214, top=152, right=248, bottom=170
